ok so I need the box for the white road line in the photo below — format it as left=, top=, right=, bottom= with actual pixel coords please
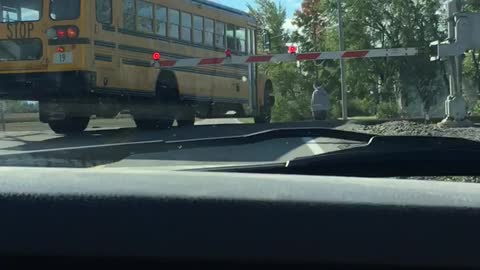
left=196, top=118, right=242, bottom=125
left=302, top=137, right=325, bottom=155
left=9, top=139, right=166, bottom=155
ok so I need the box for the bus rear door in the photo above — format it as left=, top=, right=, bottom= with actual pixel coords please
left=0, top=0, right=47, bottom=73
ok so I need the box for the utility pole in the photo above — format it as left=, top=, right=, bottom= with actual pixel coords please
left=314, top=24, right=319, bottom=81
left=337, top=0, right=348, bottom=120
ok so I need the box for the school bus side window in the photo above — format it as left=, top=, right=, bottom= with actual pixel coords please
left=96, top=0, right=112, bottom=24
left=193, top=16, right=204, bottom=45
left=123, top=0, right=135, bottom=30
left=155, top=5, right=167, bottom=36
left=181, top=12, right=192, bottom=42
left=226, top=24, right=235, bottom=51
left=215, top=21, right=225, bottom=49
left=236, top=27, right=246, bottom=53
left=137, top=0, right=153, bottom=33
left=168, top=9, right=180, bottom=39
left=204, top=18, right=214, bottom=47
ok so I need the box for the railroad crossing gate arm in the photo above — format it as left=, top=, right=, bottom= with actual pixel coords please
left=150, top=48, right=419, bottom=69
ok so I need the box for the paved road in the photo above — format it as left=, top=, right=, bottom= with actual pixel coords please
left=0, top=117, right=363, bottom=169
left=0, top=116, right=243, bottom=132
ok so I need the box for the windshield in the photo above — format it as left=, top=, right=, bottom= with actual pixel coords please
left=50, top=0, right=81, bottom=20
left=0, top=0, right=479, bottom=182
left=0, top=0, right=42, bottom=23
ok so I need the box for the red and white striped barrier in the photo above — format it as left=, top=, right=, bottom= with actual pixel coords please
left=151, top=47, right=419, bottom=68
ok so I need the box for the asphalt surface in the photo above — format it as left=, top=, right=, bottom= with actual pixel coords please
left=0, top=117, right=364, bottom=169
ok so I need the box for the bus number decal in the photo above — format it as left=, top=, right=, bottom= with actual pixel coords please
left=6, top=23, right=34, bottom=39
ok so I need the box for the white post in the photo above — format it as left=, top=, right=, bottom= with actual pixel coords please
left=0, top=101, right=5, bottom=132
left=337, top=0, right=348, bottom=120
left=439, top=0, right=469, bottom=127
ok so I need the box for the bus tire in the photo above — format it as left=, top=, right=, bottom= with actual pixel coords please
left=177, top=104, right=195, bottom=127
left=177, top=119, right=195, bottom=127
left=48, top=117, right=90, bottom=134
left=254, top=80, right=274, bottom=124
left=134, top=71, right=180, bottom=131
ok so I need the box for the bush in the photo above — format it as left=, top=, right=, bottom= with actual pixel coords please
left=271, top=93, right=312, bottom=122
left=331, top=102, right=342, bottom=119
left=348, top=98, right=375, bottom=117
left=330, top=98, right=375, bottom=119
left=376, top=102, right=400, bottom=119
left=471, top=101, right=480, bottom=117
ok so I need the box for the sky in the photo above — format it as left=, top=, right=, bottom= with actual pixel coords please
left=211, top=0, right=302, bottom=32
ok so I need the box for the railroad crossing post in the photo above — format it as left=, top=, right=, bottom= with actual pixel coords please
left=0, top=100, right=5, bottom=132
left=337, top=0, right=348, bottom=121
left=438, top=0, right=471, bottom=127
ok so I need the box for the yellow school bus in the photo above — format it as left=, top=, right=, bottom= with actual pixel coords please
left=0, top=0, right=273, bottom=133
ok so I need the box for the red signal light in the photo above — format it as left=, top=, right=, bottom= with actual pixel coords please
left=67, top=27, right=78, bottom=39
left=152, top=52, right=161, bottom=61
left=56, top=28, right=66, bottom=39
left=288, top=45, right=297, bottom=55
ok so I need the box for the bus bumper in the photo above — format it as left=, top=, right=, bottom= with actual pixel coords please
left=0, top=71, right=95, bottom=100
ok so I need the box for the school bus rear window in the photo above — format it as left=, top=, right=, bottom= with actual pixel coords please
left=0, top=0, right=42, bottom=23
left=0, top=39, right=42, bottom=61
left=50, top=0, right=81, bottom=21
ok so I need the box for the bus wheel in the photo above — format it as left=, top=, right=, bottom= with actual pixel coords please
left=254, top=81, right=274, bottom=124
left=176, top=104, right=195, bottom=127
left=48, top=117, right=90, bottom=134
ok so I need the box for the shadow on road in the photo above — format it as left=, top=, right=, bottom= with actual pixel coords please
left=121, top=138, right=307, bottom=164
left=2, top=120, right=344, bottom=151
left=0, top=120, right=346, bottom=168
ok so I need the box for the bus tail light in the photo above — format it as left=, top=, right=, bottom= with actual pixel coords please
left=56, top=28, right=67, bottom=39
left=56, top=47, right=65, bottom=53
left=67, top=27, right=79, bottom=39
left=47, top=26, right=80, bottom=40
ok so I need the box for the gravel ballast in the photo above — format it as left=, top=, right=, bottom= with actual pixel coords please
left=340, top=121, right=480, bottom=183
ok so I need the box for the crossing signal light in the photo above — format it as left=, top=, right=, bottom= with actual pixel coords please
left=152, top=52, right=161, bottom=61
left=288, top=45, right=297, bottom=54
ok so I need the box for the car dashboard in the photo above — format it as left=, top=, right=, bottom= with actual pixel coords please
left=0, top=167, right=479, bottom=269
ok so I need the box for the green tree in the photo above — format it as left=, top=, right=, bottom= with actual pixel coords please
left=253, top=0, right=449, bottom=120
left=248, top=0, right=288, bottom=53
left=464, top=0, right=480, bottom=100
left=291, top=0, right=345, bottom=118
left=350, top=1, right=446, bottom=113
left=311, top=0, right=448, bottom=117
left=249, top=0, right=316, bottom=122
